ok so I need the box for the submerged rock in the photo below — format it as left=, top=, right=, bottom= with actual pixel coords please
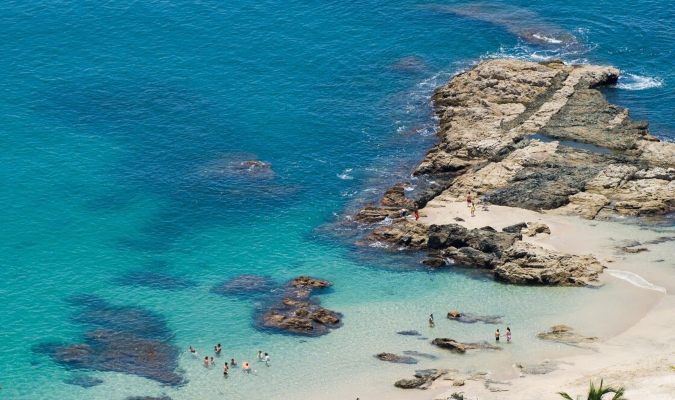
left=446, top=311, right=503, bottom=324
left=431, top=338, right=501, bottom=353
left=537, top=325, right=597, bottom=345
left=397, top=330, right=421, bottom=336
left=63, top=374, right=104, bottom=388
left=115, top=271, right=196, bottom=291
left=375, top=352, right=418, bottom=364
left=210, top=274, right=276, bottom=297
left=36, top=296, right=182, bottom=386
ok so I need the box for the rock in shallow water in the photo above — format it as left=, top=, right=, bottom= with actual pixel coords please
left=446, top=310, right=503, bottom=324
left=537, top=325, right=597, bottom=345
left=431, top=338, right=501, bottom=353
left=256, top=276, right=342, bottom=336
left=375, top=352, right=418, bottom=364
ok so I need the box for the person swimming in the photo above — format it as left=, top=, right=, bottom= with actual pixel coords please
left=203, top=356, right=210, bottom=367
left=188, top=346, right=198, bottom=356
left=214, top=343, right=222, bottom=355
left=242, top=362, right=251, bottom=373
left=231, top=358, right=237, bottom=367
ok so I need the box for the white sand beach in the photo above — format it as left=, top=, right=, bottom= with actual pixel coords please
left=413, top=199, right=675, bottom=400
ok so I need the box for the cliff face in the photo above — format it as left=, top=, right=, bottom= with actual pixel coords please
left=355, top=59, right=674, bottom=286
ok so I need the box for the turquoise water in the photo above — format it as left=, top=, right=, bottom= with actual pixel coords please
left=0, top=1, right=673, bottom=399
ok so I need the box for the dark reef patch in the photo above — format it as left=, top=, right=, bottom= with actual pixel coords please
left=36, top=295, right=183, bottom=386
left=115, top=270, right=197, bottom=291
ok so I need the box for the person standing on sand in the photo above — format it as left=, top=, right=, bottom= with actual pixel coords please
left=470, top=202, right=476, bottom=217
left=467, top=193, right=473, bottom=207
left=495, top=329, right=500, bottom=342
left=506, top=327, right=512, bottom=343
left=414, top=208, right=420, bottom=221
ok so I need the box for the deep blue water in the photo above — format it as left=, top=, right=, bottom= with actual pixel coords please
left=0, top=1, right=672, bottom=399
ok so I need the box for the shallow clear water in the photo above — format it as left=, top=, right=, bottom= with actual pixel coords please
left=0, top=1, right=673, bottom=399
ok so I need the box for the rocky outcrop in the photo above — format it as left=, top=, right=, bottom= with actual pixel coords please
left=395, top=369, right=448, bottom=389
left=494, top=242, right=604, bottom=286
left=355, top=58, right=672, bottom=286
left=257, top=277, right=342, bottom=336
left=431, top=338, right=501, bottom=353
left=369, top=221, right=603, bottom=286
left=537, top=325, right=597, bottom=345
left=362, top=59, right=673, bottom=224
left=375, top=352, right=418, bottom=364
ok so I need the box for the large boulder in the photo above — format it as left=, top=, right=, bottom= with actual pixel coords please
left=494, top=242, right=604, bottom=286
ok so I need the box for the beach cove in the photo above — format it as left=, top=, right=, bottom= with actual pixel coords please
left=1, top=1, right=674, bottom=399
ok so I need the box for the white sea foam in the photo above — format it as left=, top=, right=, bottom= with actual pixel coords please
left=615, top=74, right=663, bottom=90
left=368, top=241, right=390, bottom=249
left=531, top=33, right=563, bottom=44
left=337, top=168, right=354, bottom=180
left=606, top=269, right=667, bottom=293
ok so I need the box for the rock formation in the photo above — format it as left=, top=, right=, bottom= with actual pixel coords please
left=257, top=276, right=342, bottom=336
left=394, top=369, right=448, bottom=389
left=353, top=59, right=674, bottom=286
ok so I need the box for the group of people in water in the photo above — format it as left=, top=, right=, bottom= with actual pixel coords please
left=429, top=314, right=513, bottom=343
left=188, top=344, right=271, bottom=377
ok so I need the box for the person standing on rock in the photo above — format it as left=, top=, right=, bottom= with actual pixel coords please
left=495, top=329, right=500, bottom=342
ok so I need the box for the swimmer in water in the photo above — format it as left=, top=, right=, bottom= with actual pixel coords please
left=243, top=362, right=251, bottom=373
left=214, top=343, right=221, bottom=355
left=203, top=356, right=210, bottom=367
left=231, top=358, right=237, bottom=367
left=210, top=356, right=214, bottom=366
left=223, top=362, right=229, bottom=377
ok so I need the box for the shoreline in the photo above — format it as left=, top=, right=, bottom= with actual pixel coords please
left=354, top=58, right=674, bottom=399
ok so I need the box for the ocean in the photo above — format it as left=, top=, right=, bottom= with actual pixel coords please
left=0, top=1, right=673, bottom=399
